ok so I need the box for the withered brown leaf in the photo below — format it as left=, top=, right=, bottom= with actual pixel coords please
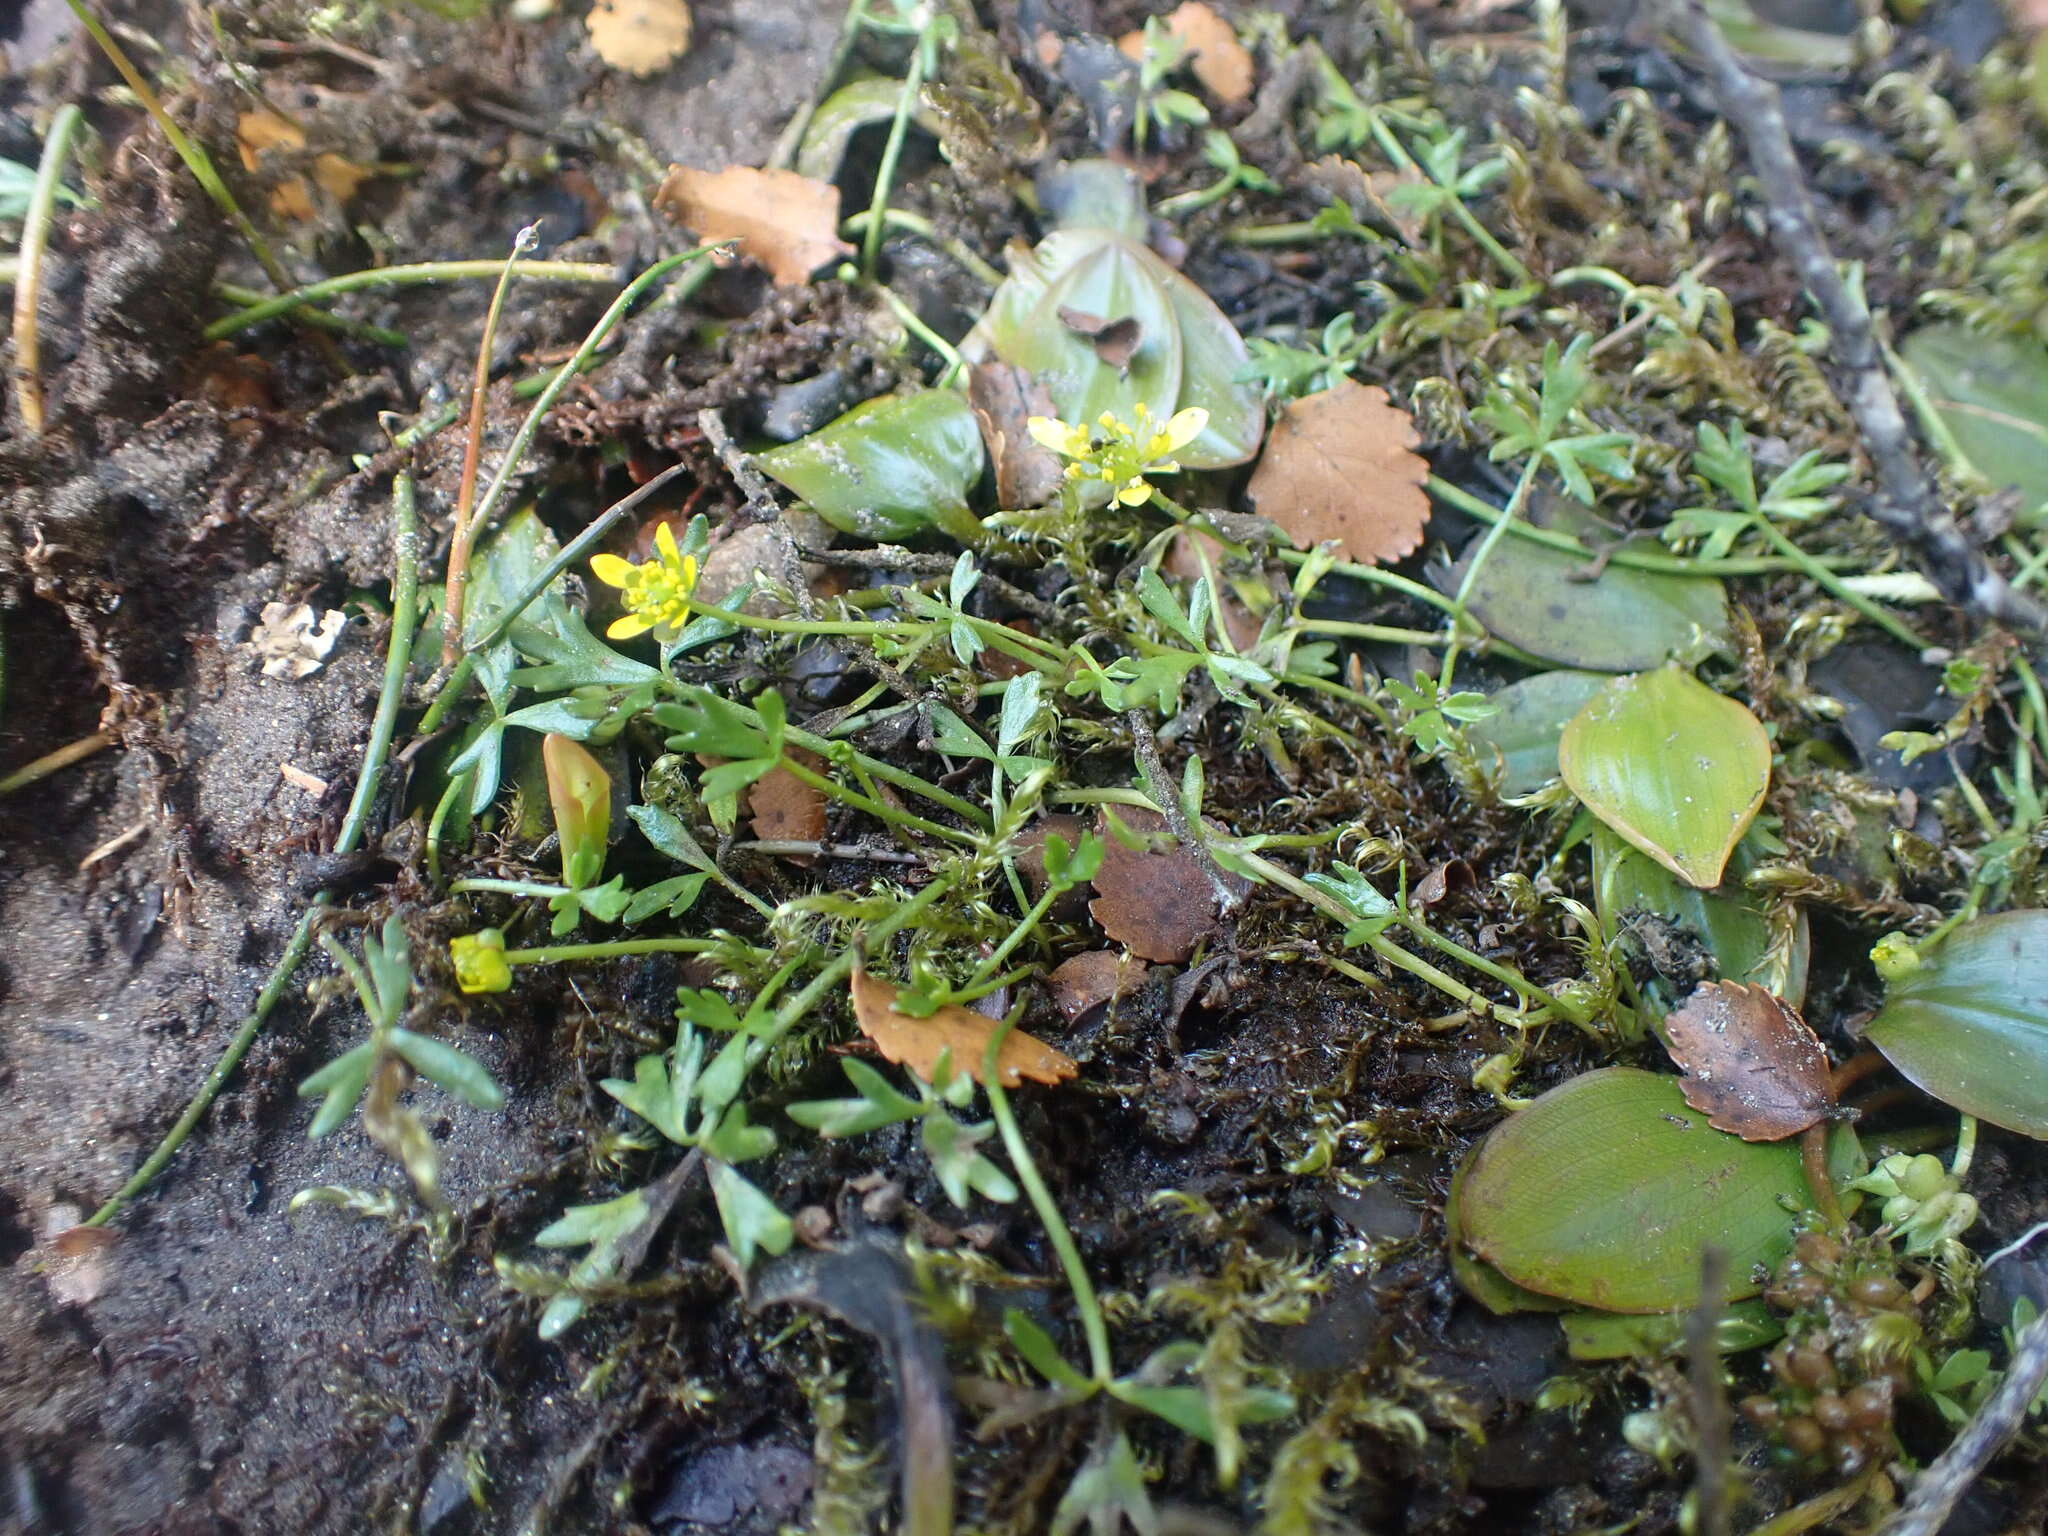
left=1245, top=380, right=1431, bottom=567
left=587, top=0, right=693, bottom=76
left=1046, top=950, right=1151, bottom=1022
left=1056, top=307, right=1144, bottom=371
left=968, top=363, right=1065, bottom=509
left=1117, top=2, right=1255, bottom=106
left=747, top=751, right=827, bottom=848
left=1661, top=980, right=1835, bottom=1142
left=654, top=165, right=851, bottom=287
left=1087, top=807, right=1244, bottom=964
left=850, top=971, right=1078, bottom=1088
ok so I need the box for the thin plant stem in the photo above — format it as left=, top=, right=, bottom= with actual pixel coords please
left=62, top=0, right=345, bottom=369
left=443, top=225, right=540, bottom=665
left=842, top=207, right=1002, bottom=288
left=872, top=281, right=965, bottom=385
left=211, top=281, right=407, bottom=346
left=0, top=729, right=115, bottom=796
left=778, top=756, right=977, bottom=846
left=1951, top=1114, right=1978, bottom=1180
left=1425, top=475, right=1864, bottom=576
left=85, top=474, right=421, bottom=1226
left=1800, top=1124, right=1845, bottom=1227
left=982, top=1009, right=1114, bottom=1384
left=1748, top=515, right=1926, bottom=650
left=1439, top=455, right=1543, bottom=693
left=203, top=258, right=620, bottom=340
left=862, top=22, right=933, bottom=276
left=1363, top=108, right=1531, bottom=288
left=12, top=104, right=83, bottom=432
left=501, top=936, right=730, bottom=966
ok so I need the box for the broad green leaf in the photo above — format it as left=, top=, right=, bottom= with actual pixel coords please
left=1593, top=824, right=1810, bottom=1008
left=1864, top=910, right=2048, bottom=1138
left=796, top=77, right=941, bottom=181
left=1560, top=667, right=1770, bottom=888
left=1455, top=1067, right=1824, bottom=1313
left=1560, top=1301, right=1781, bottom=1360
left=963, top=227, right=1263, bottom=468
left=1445, top=1147, right=1569, bottom=1315
left=1441, top=512, right=1729, bottom=671
left=1900, top=324, right=2048, bottom=523
left=1467, top=669, right=1611, bottom=792
left=755, top=389, right=986, bottom=543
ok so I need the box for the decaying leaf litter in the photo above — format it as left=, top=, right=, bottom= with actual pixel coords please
left=8, top=0, right=2048, bottom=1532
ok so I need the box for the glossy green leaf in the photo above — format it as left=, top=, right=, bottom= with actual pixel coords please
left=1441, top=513, right=1729, bottom=672
left=963, top=228, right=1263, bottom=468
left=1456, top=1068, right=1821, bottom=1313
left=1900, top=324, right=2048, bottom=522
left=796, top=77, right=941, bottom=182
left=1864, top=910, right=2048, bottom=1138
left=1467, top=670, right=1611, bottom=792
left=1446, top=1148, right=1569, bottom=1316
left=1560, top=1301, right=1781, bottom=1360
left=755, top=389, right=987, bottom=543
left=1560, top=667, right=1770, bottom=888
left=1593, top=823, right=1809, bottom=1008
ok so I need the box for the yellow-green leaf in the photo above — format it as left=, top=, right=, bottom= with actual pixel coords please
left=1559, top=667, right=1769, bottom=888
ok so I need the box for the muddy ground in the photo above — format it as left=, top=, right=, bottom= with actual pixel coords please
left=3, top=0, right=2048, bottom=1533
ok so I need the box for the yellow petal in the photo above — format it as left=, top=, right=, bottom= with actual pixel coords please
left=1163, top=407, right=1209, bottom=452
left=1027, top=415, right=1075, bottom=455
left=607, top=611, right=655, bottom=640
left=654, top=519, right=682, bottom=568
left=589, top=553, right=638, bottom=589
left=1116, top=480, right=1152, bottom=506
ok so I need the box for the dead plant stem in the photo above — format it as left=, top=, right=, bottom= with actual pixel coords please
left=11, top=104, right=83, bottom=433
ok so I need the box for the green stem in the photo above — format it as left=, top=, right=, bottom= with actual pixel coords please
left=1425, top=475, right=1864, bottom=576
left=1297, top=618, right=1454, bottom=647
left=756, top=876, right=954, bottom=1045
left=983, top=1011, right=1113, bottom=1385
left=203, top=259, right=621, bottom=341
left=842, top=207, right=1002, bottom=288
left=451, top=878, right=571, bottom=901
left=1951, top=1114, right=1978, bottom=1180
left=1440, top=455, right=1543, bottom=692
left=1748, top=516, right=1926, bottom=650
left=862, top=25, right=932, bottom=276
left=12, top=104, right=83, bottom=432
left=873, top=281, right=965, bottom=385
left=85, top=473, right=421, bottom=1226
left=0, top=730, right=115, bottom=796
left=779, top=755, right=976, bottom=846
left=1364, top=109, right=1531, bottom=288
left=1225, top=219, right=1327, bottom=246
left=211, top=281, right=407, bottom=346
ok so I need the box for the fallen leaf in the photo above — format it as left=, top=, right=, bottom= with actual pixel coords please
left=1087, top=807, right=1243, bottom=964
left=968, top=362, right=1066, bottom=509
left=1046, top=950, right=1152, bottom=1022
left=1245, top=380, right=1431, bottom=567
left=587, top=0, right=692, bottom=76
left=1056, top=306, right=1144, bottom=371
left=1164, top=2, right=1255, bottom=106
left=311, top=152, right=372, bottom=206
left=236, top=109, right=305, bottom=163
left=654, top=165, right=851, bottom=288
left=748, top=751, right=827, bottom=845
left=850, top=970, right=1078, bottom=1088
left=1118, top=3, right=1255, bottom=106
left=1302, top=155, right=1427, bottom=245
left=1661, top=980, right=1834, bottom=1142
left=37, top=1204, right=115, bottom=1308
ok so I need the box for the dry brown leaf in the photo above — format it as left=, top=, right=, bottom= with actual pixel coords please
left=37, top=1204, right=115, bottom=1308
left=968, top=362, right=1065, bottom=509
left=1164, top=2, right=1255, bottom=106
left=1056, top=307, right=1144, bottom=371
left=1087, top=807, right=1244, bottom=964
left=1662, top=980, right=1835, bottom=1142
left=587, top=0, right=693, bottom=76
left=1245, top=380, right=1431, bottom=567
left=850, top=970, right=1078, bottom=1088
left=236, top=109, right=305, bottom=164
left=654, top=165, right=851, bottom=288
left=1046, top=950, right=1151, bottom=1022
left=1301, top=155, right=1427, bottom=246
left=748, top=750, right=827, bottom=846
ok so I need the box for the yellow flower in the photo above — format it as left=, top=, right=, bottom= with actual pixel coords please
left=589, top=520, right=699, bottom=642
left=1023, top=403, right=1209, bottom=505
left=451, top=929, right=512, bottom=994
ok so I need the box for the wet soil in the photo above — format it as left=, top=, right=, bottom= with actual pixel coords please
left=3, top=1, right=2048, bottom=1534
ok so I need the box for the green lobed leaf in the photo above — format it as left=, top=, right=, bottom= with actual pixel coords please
left=1559, top=666, right=1770, bottom=888
left=754, top=389, right=987, bottom=543
left=387, top=1027, right=506, bottom=1111
left=1454, top=1067, right=1825, bottom=1313
left=707, top=1158, right=794, bottom=1268
left=1863, top=910, right=2048, bottom=1138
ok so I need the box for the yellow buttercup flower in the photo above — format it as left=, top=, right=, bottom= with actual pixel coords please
left=589, top=520, right=699, bottom=642
left=450, top=929, right=512, bottom=994
left=1025, top=403, right=1208, bottom=506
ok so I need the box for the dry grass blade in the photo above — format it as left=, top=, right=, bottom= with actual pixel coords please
left=850, top=971, right=1077, bottom=1088
left=1661, top=980, right=1834, bottom=1142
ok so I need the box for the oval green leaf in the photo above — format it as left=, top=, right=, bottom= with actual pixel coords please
left=1899, top=324, right=2048, bottom=522
left=962, top=229, right=1263, bottom=468
left=1457, top=1068, right=1819, bottom=1313
left=1560, top=667, right=1770, bottom=889
left=1863, top=910, right=2048, bottom=1138
left=755, top=389, right=987, bottom=543
left=1467, top=669, right=1611, bottom=793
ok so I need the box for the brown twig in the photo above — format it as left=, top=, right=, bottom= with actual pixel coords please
left=1876, top=1308, right=2048, bottom=1536
left=0, top=729, right=115, bottom=796
left=1124, top=707, right=1244, bottom=912
left=1799, top=1122, right=1844, bottom=1227
left=440, top=223, right=540, bottom=664
left=1659, top=0, right=2046, bottom=636
left=1684, top=1248, right=1732, bottom=1536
